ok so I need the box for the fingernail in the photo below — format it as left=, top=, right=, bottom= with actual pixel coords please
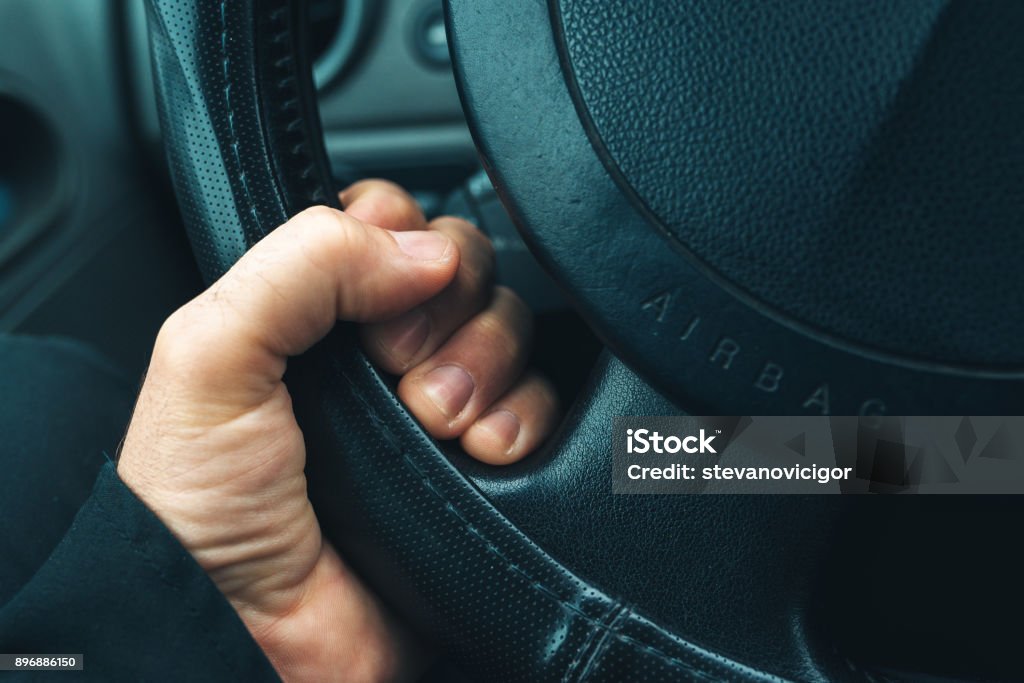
left=376, top=308, right=430, bottom=369
left=391, top=230, right=451, bottom=261
left=420, top=365, right=474, bottom=419
left=476, top=409, right=521, bottom=453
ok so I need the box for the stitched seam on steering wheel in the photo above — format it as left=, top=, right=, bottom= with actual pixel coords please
left=261, top=1, right=329, bottom=211
left=219, top=0, right=260, bottom=230
left=398, top=451, right=733, bottom=682
left=268, top=6, right=327, bottom=207
left=562, top=601, right=623, bottom=683
left=337, top=365, right=764, bottom=683
left=574, top=602, right=631, bottom=682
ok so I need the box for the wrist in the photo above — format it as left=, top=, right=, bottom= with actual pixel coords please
left=232, top=545, right=408, bottom=683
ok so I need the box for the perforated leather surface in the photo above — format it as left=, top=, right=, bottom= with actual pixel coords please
left=558, top=0, right=1024, bottom=365
left=147, top=0, right=328, bottom=277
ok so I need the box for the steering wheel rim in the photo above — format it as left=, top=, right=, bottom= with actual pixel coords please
left=146, top=1, right=1021, bottom=680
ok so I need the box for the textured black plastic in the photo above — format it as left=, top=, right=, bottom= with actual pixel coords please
left=448, top=0, right=1024, bottom=418
left=558, top=0, right=1024, bottom=366
left=147, top=1, right=813, bottom=680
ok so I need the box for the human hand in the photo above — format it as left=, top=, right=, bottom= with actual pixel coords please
left=117, top=180, right=559, bottom=682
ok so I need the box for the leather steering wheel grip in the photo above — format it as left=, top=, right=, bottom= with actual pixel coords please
left=147, top=1, right=861, bottom=681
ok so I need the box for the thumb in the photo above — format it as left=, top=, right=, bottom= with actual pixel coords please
left=151, top=205, right=459, bottom=403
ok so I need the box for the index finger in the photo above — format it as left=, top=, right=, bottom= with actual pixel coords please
left=340, top=179, right=428, bottom=232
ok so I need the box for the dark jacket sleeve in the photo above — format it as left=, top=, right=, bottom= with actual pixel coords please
left=0, top=462, right=280, bottom=682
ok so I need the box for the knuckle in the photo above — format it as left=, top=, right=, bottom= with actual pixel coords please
left=433, top=214, right=477, bottom=232
left=290, top=205, right=358, bottom=258
left=352, top=193, right=391, bottom=221
left=293, top=203, right=342, bottom=226
left=345, top=182, right=422, bottom=228
left=352, top=177, right=405, bottom=197
left=370, top=178, right=409, bottom=197
left=495, top=286, right=532, bottom=325
left=152, top=283, right=246, bottom=381
left=156, top=304, right=198, bottom=345
left=468, top=224, right=497, bottom=266
left=436, top=215, right=494, bottom=254
left=391, top=199, right=423, bottom=227
left=474, top=310, right=528, bottom=360
left=459, top=249, right=495, bottom=299
left=152, top=306, right=206, bottom=373
left=296, top=208, right=370, bottom=274
left=473, top=312, right=509, bottom=342
left=439, top=221, right=495, bottom=300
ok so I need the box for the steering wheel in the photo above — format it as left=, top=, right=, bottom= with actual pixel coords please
left=147, top=0, right=1024, bottom=680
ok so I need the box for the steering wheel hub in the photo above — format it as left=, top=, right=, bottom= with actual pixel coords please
left=558, top=0, right=1024, bottom=369
left=450, top=0, right=1024, bottom=414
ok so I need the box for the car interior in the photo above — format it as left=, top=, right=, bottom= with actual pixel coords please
left=2, top=1, right=1022, bottom=681
left=0, top=0, right=600, bottom=387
